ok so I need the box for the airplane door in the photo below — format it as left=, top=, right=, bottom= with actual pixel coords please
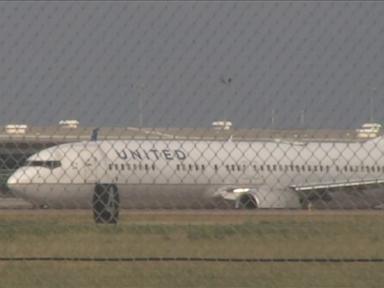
left=79, top=148, right=101, bottom=183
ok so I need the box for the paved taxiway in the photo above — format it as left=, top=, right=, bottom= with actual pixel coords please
left=1, top=198, right=383, bottom=217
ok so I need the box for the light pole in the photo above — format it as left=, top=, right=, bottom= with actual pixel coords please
left=300, top=109, right=305, bottom=128
left=131, top=83, right=145, bottom=127
left=370, top=87, right=376, bottom=122
left=139, top=87, right=143, bottom=127
left=219, top=75, right=233, bottom=123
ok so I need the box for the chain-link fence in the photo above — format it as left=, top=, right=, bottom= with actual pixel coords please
left=1, top=2, right=384, bottom=287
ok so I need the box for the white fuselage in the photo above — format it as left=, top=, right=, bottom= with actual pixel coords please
left=7, top=138, right=384, bottom=209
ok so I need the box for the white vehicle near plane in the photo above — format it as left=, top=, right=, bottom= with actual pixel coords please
left=7, top=132, right=384, bottom=223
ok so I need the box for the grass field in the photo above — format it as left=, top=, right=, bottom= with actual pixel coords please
left=0, top=210, right=384, bottom=287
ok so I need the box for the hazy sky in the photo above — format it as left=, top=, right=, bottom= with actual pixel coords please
left=0, top=1, right=383, bottom=129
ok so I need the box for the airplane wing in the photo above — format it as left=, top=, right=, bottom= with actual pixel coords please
left=290, top=178, right=384, bottom=202
left=212, top=179, right=384, bottom=208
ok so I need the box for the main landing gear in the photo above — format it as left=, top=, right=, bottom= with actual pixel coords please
left=92, top=184, right=120, bottom=224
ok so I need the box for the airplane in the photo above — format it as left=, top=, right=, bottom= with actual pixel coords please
left=7, top=132, right=384, bottom=224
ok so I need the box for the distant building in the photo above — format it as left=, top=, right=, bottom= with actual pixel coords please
left=59, top=120, right=79, bottom=129
left=212, top=121, right=233, bottom=130
left=356, top=122, right=382, bottom=139
left=5, top=124, right=28, bottom=134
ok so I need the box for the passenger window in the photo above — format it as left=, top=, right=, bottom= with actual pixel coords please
left=121, top=164, right=125, bottom=170
left=109, top=164, right=113, bottom=170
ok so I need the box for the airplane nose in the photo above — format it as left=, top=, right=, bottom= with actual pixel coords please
left=7, top=173, right=18, bottom=191
left=6, top=169, right=27, bottom=192
left=6, top=169, right=35, bottom=199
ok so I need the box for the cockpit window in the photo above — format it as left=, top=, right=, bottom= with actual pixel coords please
left=26, top=160, right=61, bottom=169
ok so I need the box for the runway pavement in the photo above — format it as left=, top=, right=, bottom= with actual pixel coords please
left=0, top=197, right=383, bottom=216
left=0, top=197, right=33, bottom=209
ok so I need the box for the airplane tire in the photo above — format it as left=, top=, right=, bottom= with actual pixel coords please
left=238, top=193, right=258, bottom=209
left=93, top=184, right=119, bottom=224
